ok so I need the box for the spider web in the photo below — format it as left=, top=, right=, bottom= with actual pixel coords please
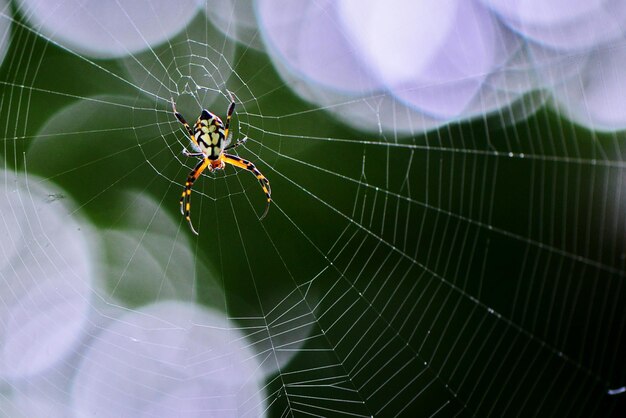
left=1, top=1, right=625, bottom=417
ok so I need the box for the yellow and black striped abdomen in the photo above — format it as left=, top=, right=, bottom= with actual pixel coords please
left=194, top=110, right=225, bottom=160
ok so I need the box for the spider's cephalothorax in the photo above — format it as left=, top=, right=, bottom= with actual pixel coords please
left=172, top=92, right=271, bottom=235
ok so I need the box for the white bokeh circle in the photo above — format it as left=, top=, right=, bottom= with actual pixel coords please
left=552, top=43, right=626, bottom=131
left=205, top=0, right=265, bottom=52
left=72, top=300, right=267, bottom=417
left=0, top=170, right=93, bottom=379
left=0, top=0, right=11, bottom=67
left=256, top=0, right=626, bottom=134
left=16, top=0, right=203, bottom=58
left=481, top=0, right=626, bottom=52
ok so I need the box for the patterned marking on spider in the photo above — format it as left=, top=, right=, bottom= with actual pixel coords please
left=172, top=91, right=271, bottom=235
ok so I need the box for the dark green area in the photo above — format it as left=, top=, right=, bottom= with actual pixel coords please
left=1, top=11, right=625, bottom=417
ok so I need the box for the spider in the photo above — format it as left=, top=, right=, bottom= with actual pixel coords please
left=172, top=92, right=271, bottom=235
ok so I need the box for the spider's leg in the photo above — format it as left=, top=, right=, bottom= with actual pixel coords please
left=172, top=98, right=198, bottom=146
left=224, top=136, right=247, bottom=151
left=222, top=153, right=271, bottom=219
left=180, top=158, right=210, bottom=235
left=223, top=91, right=236, bottom=139
left=182, top=148, right=204, bottom=158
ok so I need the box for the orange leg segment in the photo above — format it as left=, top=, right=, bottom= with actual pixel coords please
left=180, top=158, right=210, bottom=235
left=222, top=153, right=271, bottom=220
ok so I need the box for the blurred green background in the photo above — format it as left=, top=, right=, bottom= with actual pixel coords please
left=1, top=5, right=625, bottom=417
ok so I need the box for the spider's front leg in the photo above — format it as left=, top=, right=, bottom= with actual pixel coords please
left=171, top=98, right=195, bottom=140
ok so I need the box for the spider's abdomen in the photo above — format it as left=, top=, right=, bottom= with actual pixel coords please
left=195, top=110, right=225, bottom=160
